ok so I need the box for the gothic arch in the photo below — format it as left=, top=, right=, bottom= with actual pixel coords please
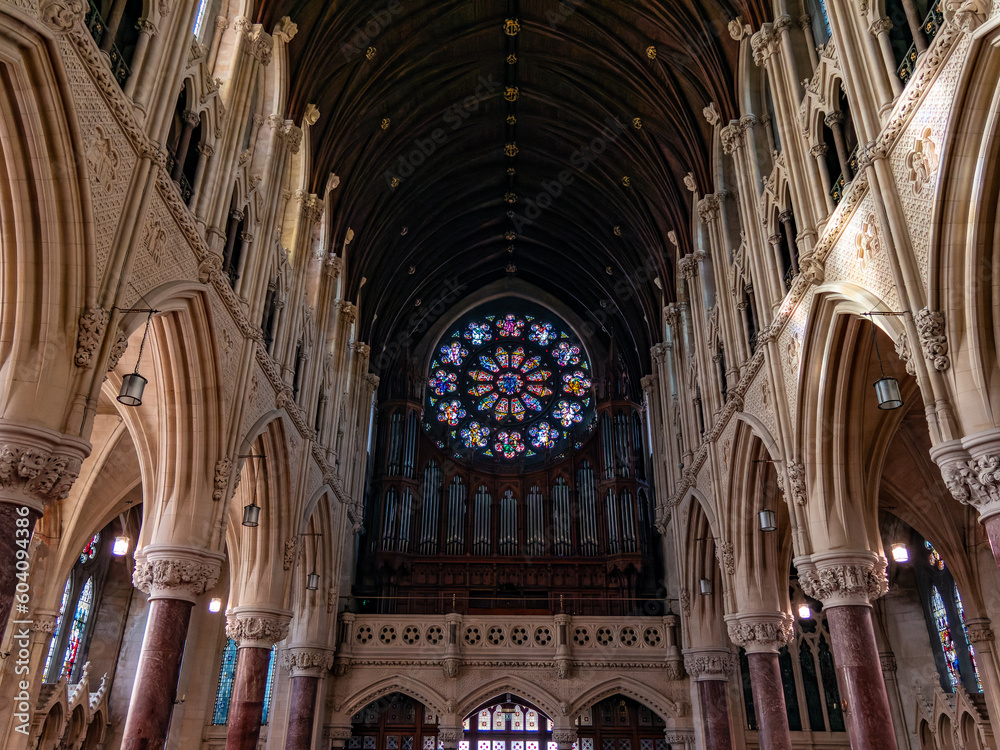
left=340, top=676, right=449, bottom=720
left=455, top=676, right=563, bottom=725
left=676, top=488, right=729, bottom=647
left=568, top=677, right=682, bottom=720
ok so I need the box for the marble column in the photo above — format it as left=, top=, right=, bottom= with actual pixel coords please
left=727, top=614, right=795, bottom=750
left=283, top=647, right=335, bottom=750
left=224, top=607, right=291, bottom=750
left=797, top=552, right=896, bottom=750
left=122, top=546, right=223, bottom=750
left=935, top=438, right=1000, bottom=574
left=683, top=650, right=735, bottom=750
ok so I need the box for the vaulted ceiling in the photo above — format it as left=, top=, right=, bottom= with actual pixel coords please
left=256, top=0, right=770, bottom=384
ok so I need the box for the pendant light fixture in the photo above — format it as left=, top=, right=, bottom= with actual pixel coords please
left=301, top=531, right=323, bottom=590
left=758, top=508, right=777, bottom=532
left=891, top=542, right=910, bottom=563
left=699, top=577, right=713, bottom=596
left=500, top=693, right=517, bottom=715
left=118, top=310, right=155, bottom=406
left=240, top=453, right=265, bottom=527
left=867, top=314, right=903, bottom=410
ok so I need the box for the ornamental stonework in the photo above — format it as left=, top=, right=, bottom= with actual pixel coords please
left=226, top=613, right=291, bottom=647
left=797, top=559, right=888, bottom=606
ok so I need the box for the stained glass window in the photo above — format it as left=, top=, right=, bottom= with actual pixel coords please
left=212, top=639, right=239, bottom=724
left=59, top=577, right=93, bottom=679
left=926, top=540, right=945, bottom=570
left=43, top=579, right=72, bottom=680
left=79, top=533, right=100, bottom=564
left=954, top=586, right=984, bottom=691
left=931, top=585, right=961, bottom=689
left=261, top=645, right=277, bottom=724
left=426, top=306, right=594, bottom=465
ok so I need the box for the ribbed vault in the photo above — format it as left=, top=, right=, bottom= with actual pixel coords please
left=255, top=0, right=770, bottom=381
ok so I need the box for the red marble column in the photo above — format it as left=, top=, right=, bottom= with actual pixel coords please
left=696, top=680, right=733, bottom=750
left=285, top=675, right=319, bottom=750
left=982, top=515, right=1000, bottom=572
left=825, top=604, right=897, bottom=749
left=121, top=598, right=193, bottom=750
left=746, top=652, right=792, bottom=750
left=225, top=645, right=272, bottom=750
left=0, top=504, right=39, bottom=633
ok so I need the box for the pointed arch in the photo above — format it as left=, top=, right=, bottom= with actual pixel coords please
left=340, top=676, right=449, bottom=719
left=456, top=676, right=563, bottom=725
left=568, top=677, right=682, bottom=720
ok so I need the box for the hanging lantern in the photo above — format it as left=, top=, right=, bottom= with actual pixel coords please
left=797, top=604, right=813, bottom=620
left=306, top=571, right=320, bottom=591
left=500, top=694, right=517, bottom=715
left=758, top=508, right=777, bottom=532
left=699, top=577, right=713, bottom=596
left=242, top=501, right=261, bottom=527
left=112, top=536, right=130, bottom=556
left=891, top=542, right=910, bottom=563
left=874, top=376, right=903, bottom=410
left=118, top=311, right=154, bottom=407
left=208, top=597, right=223, bottom=613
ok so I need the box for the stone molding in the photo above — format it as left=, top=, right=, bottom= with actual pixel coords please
left=131, top=545, right=224, bottom=603
left=226, top=606, right=292, bottom=648
left=725, top=612, right=794, bottom=654
left=282, top=645, right=335, bottom=677
left=795, top=551, right=888, bottom=607
left=0, top=425, right=91, bottom=512
left=966, top=619, right=994, bottom=644
left=682, top=649, right=735, bottom=682
left=551, top=731, right=577, bottom=745
left=933, top=434, right=1000, bottom=519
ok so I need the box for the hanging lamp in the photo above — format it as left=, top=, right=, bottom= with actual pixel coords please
left=869, top=316, right=903, bottom=409
left=118, top=311, right=154, bottom=406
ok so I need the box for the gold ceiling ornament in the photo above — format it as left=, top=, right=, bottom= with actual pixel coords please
left=504, top=19, right=521, bottom=36
left=507, top=245, right=515, bottom=253
left=646, top=45, right=657, bottom=59
left=506, top=209, right=515, bottom=218
left=415, top=299, right=421, bottom=306
left=606, top=266, right=613, bottom=275
left=507, top=114, right=517, bottom=125
left=506, top=262, right=517, bottom=273
left=613, top=226, right=622, bottom=236
left=400, top=226, right=409, bottom=235
left=366, top=46, right=376, bottom=60
left=621, top=176, right=631, bottom=187
left=390, top=177, right=400, bottom=188
left=408, top=265, right=416, bottom=274
left=507, top=53, right=518, bottom=65
left=505, top=231, right=517, bottom=241
left=632, top=117, right=643, bottom=129
left=504, top=87, right=519, bottom=102
left=380, top=118, right=390, bottom=130
left=504, top=143, right=519, bottom=157
left=507, top=167, right=516, bottom=176
left=504, top=191, right=517, bottom=204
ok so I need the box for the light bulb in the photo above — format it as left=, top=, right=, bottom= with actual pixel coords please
left=112, top=536, right=130, bottom=556
left=798, top=604, right=813, bottom=620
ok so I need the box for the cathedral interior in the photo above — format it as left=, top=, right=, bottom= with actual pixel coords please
left=0, top=0, right=998, bottom=748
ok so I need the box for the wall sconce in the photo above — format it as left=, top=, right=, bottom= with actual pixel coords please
left=112, top=536, right=130, bottom=556
left=118, top=310, right=156, bottom=406
left=208, top=597, right=223, bottom=613
left=891, top=543, right=910, bottom=563
left=797, top=604, right=813, bottom=620
left=699, top=577, right=713, bottom=596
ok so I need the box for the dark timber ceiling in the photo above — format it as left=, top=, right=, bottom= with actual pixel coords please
left=256, top=0, right=769, bottom=382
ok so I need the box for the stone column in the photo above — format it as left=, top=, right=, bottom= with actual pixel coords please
left=879, top=651, right=911, bottom=750
left=727, top=614, right=795, bottom=750
left=824, top=111, right=853, bottom=183
left=810, top=144, right=836, bottom=213
left=683, top=649, right=735, bottom=750
left=870, top=18, right=904, bottom=97
left=171, top=110, right=201, bottom=183
left=936, top=440, right=1000, bottom=574
left=0, top=429, right=87, bottom=634
left=900, top=0, right=928, bottom=53
left=283, top=647, right=335, bottom=750
left=124, top=19, right=157, bottom=99
left=224, top=607, right=291, bottom=750
left=796, top=552, right=896, bottom=750
left=121, top=546, right=223, bottom=750
left=778, top=211, right=799, bottom=276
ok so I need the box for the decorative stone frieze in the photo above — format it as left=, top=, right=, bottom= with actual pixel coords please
left=726, top=613, right=794, bottom=654
left=226, top=607, right=292, bottom=648
left=795, top=552, right=888, bottom=607
left=941, top=453, right=1000, bottom=515
left=682, top=649, right=736, bottom=681
left=282, top=646, right=335, bottom=677
left=132, top=545, right=224, bottom=603
left=915, top=307, right=950, bottom=371
left=965, top=619, right=994, bottom=644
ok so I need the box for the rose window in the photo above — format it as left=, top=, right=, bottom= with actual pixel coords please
left=426, top=307, right=594, bottom=464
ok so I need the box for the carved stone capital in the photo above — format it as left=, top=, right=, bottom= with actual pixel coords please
left=683, top=648, right=736, bottom=681
left=30, top=612, right=59, bottom=635
left=226, top=606, right=292, bottom=647
left=824, top=110, right=845, bottom=127
left=697, top=194, right=721, bottom=223
left=551, top=731, right=577, bottom=745
left=879, top=652, right=897, bottom=672
left=678, top=256, right=698, bottom=281
left=726, top=612, right=794, bottom=653
left=181, top=109, right=201, bottom=127
left=132, top=545, right=224, bottom=603
left=282, top=645, right=335, bottom=677
left=339, top=301, right=358, bottom=325
left=810, top=142, right=828, bottom=157
left=0, top=425, right=90, bottom=512
left=869, top=16, right=893, bottom=34
left=966, top=619, right=994, bottom=644
left=795, top=551, right=888, bottom=607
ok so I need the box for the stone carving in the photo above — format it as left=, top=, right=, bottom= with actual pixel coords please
left=40, top=0, right=87, bottom=31
left=132, top=557, right=221, bottom=600
left=798, top=560, right=888, bottom=605
left=86, top=127, right=120, bottom=192
left=273, top=16, right=298, bottom=43
left=942, top=454, right=1000, bottom=511
left=907, top=128, right=939, bottom=195
left=283, top=535, right=299, bottom=570
left=894, top=329, right=916, bottom=376
left=728, top=16, right=751, bottom=40
left=855, top=213, right=882, bottom=270
left=282, top=648, right=334, bottom=675
left=786, top=461, right=807, bottom=505
left=226, top=613, right=291, bottom=646
left=76, top=307, right=108, bottom=368
left=683, top=652, right=735, bottom=679
left=678, top=256, right=698, bottom=281
left=31, top=613, right=59, bottom=634
left=727, top=617, right=794, bottom=652
left=106, top=329, right=129, bottom=372
left=0, top=444, right=82, bottom=505
left=915, top=307, right=950, bottom=371
left=666, top=661, right=684, bottom=681
left=879, top=653, right=897, bottom=672
left=443, top=657, right=460, bottom=678
left=702, top=103, right=720, bottom=126
left=966, top=621, right=994, bottom=644
left=943, top=0, right=989, bottom=31
left=327, top=586, right=337, bottom=613
left=679, top=589, right=691, bottom=616
left=716, top=540, right=735, bottom=575
left=213, top=457, right=231, bottom=502
left=142, top=217, right=167, bottom=266
left=552, top=731, right=577, bottom=745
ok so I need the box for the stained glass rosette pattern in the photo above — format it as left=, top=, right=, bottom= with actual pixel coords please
left=426, top=310, right=593, bottom=463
